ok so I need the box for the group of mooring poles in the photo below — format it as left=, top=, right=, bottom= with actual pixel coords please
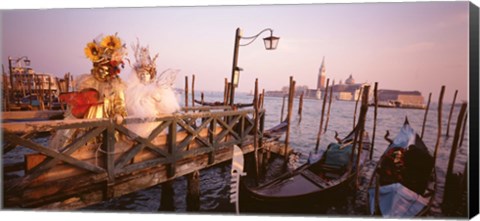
left=418, top=85, right=468, bottom=215
left=184, top=74, right=198, bottom=109
left=279, top=77, right=337, bottom=150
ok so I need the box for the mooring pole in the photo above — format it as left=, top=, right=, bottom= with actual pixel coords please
left=191, top=74, right=196, bottom=109
left=227, top=83, right=232, bottom=106
left=433, top=86, right=446, bottom=168
left=421, top=92, right=432, bottom=139
left=223, top=78, right=228, bottom=105
left=443, top=102, right=467, bottom=209
left=446, top=90, right=458, bottom=137
left=280, top=95, right=286, bottom=122
left=159, top=180, right=175, bottom=211
left=284, top=77, right=295, bottom=160
left=298, top=91, right=304, bottom=124
left=369, top=82, right=378, bottom=160
left=184, top=76, right=189, bottom=108
left=315, top=78, right=330, bottom=152
left=324, top=80, right=334, bottom=133
left=459, top=112, right=468, bottom=148
left=260, top=89, right=265, bottom=109
left=355, top=85, right=370, bottom=188
left=186, top=170, right=200, bottom=211
left=253, top=78, right=260, bottom=180
left=353, top=86, right=363, bottom=130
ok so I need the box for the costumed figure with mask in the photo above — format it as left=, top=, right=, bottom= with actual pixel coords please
left=125, top=39, right=181, bottom=138
left=50, top=33, right=128, bottom=149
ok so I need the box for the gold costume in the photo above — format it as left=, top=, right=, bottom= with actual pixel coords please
left=50, top=34, right=128, bottom=150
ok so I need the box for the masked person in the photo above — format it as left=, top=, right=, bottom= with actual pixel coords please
left=125, top=39, right=180, bottom=138
left=50, top=33, right=128, bottom=149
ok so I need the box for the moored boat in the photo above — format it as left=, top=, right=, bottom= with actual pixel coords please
left=240, top=124, right=371, bottom=212
left=366, top=118, right=436, bottom=218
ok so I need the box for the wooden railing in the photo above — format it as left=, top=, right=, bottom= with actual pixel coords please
left=2, top=107, right=266, bottom=208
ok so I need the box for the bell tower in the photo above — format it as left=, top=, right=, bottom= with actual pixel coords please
left=317, top=57, right=326, bottom=90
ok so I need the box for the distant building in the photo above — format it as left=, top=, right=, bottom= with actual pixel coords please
left=331, top=75, right=367, bottom=101
left=377, top=89, right=425, bottom=108
left=264, top=58, right=367, bottom=101
left=317, top=57, right=326, bottom=90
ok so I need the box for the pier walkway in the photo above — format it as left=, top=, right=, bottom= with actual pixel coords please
left=2, top=106, right=287, bottom=210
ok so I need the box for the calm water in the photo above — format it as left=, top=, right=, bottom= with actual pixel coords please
left=56, top=92, right=468, bottom=217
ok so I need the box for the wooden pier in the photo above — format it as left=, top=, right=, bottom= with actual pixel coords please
left=2, top=106, right=288, bottom=210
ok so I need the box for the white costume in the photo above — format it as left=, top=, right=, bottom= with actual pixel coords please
left=125, top=41, right=181, bottom=138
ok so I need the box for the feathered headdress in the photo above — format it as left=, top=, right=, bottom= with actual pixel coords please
left=84, top=33, right=127, bottom=82
left=130, top=38, right=159, bottom=81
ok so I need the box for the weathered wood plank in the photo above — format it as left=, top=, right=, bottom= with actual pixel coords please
left=1, top=110, right=64, bottom=120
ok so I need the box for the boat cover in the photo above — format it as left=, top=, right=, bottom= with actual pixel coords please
left=387, top=121, right=415, bottom=151
left=323, top=143, right=355, bottom=169
left=368, top=183, right=429, bottom=218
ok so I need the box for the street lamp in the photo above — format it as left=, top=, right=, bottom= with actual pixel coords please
left=229, top=27, right=279, bottom=105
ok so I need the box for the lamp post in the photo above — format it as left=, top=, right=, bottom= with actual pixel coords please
left=229, top=28, right=279, bottom=106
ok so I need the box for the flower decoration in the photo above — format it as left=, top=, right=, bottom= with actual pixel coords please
left=84, top=33, right=127, bottom=82
left=101, top=35, right=122, bottom=50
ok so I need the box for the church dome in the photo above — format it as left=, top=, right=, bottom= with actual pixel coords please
left=345, top=74, right=355, bottom=85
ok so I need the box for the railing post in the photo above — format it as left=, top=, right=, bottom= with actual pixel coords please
left=102, top=120, right=116, bottom=199
left=239, top=112, right=245, bottom=146
left=208, top=116, right=217, bottom=165
left=167, top=118, right=177, bottom=178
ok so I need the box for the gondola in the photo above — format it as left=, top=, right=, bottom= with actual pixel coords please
left=240, top=124, right=371, bottom=211
left=366, top=118, right=436, bottom=218
left=263, top=120, right=288, bottom=140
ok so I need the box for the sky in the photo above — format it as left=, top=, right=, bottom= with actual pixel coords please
left=1, top=0, right=478, bottom=103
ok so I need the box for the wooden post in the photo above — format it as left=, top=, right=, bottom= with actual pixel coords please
left=226, top=83, right=232, bottom=106
left=284, top=77, right=295, bottom=160
left=315, top=78, right=330, bottom=152
left=159, top=180, right=175, bottom=211
left=443, top=102, right=467, bottom=208
left=186, top=170, right=200, bottom=211
left=261, top=89, right=265, bottom=109
left=459, top=112, right=468, bottom=148
left=298, top=91, right=304, bottom=124
left=167, top=119, right=177, bottom=178
left=223, top=78, right=228, bottom=105
left=355, top=85, right=370, bottom=188
left=3, top=71, right=10, bottom=111
left=48, top=76, right=52, bottom=110
left=191, top=74, right=195, bottom=109
left=184, top=76, right=189, bottom=108
left=445, top=102, right=467, bottom=179
left=374, top=172, right=381, bottom=215
left=353, top=86, right=363, bottom=129
left=369, top=82, right=378, bottom=160
left=324, top=81, right=334, bottom=133
left=280, top=95, right=286, bottom=122
left=446, top=90, right=458, bottom=137
left=433, top=86, right=446, bottom=168
left=421, top=92, right=432, bottom=139
left=38, top=76, right=45, bottom=111
left=253, top=78, right=260, bottom=179
left=201, top=92, right=204, bottom=104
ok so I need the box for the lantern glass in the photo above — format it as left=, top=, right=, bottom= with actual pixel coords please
left=233, top=70, right=240, bottom=88
left=263, top=36, right=280, bottom=50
